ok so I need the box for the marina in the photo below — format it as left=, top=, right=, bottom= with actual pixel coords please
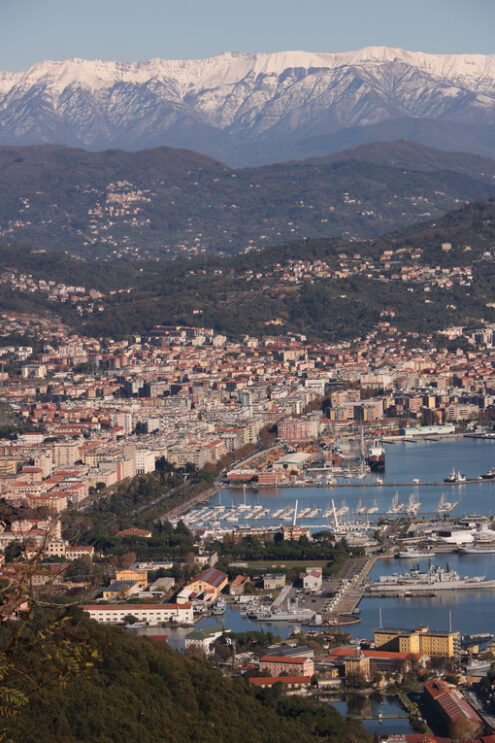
left=161, top=439, right=495, bottom=652
left=178, top=438, right=495, bottom=534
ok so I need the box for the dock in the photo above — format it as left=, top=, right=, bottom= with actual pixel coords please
left=320, top=554, right=381, bottom=621
left=331, top=478, right=491, bottom=489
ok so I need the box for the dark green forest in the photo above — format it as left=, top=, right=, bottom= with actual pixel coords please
left=0, top=607, right=369, bottom=743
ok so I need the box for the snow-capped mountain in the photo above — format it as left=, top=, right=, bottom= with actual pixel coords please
left=1, top=47, right=495, bottom=165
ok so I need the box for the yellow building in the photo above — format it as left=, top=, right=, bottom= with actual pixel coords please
left=343, top=652, right=371, bottom=681
left=178, top=568, right=228, bottom=605
left=374, top=626, right=459, bottom=658
left=102, top=581, right=140, bottom=600
left=113, top=568, right=148, bottom=588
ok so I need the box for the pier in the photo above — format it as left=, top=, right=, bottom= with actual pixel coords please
left=331, top=478, right=491, bottom=488
left=320, top=554, right=381, bottom=621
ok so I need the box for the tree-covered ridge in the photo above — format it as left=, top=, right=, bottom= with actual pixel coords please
left=2, top=198, right=495, bottom=343
left=0, top=141, right=494, bottom=258
left=1, top=608, right=369, bottom=743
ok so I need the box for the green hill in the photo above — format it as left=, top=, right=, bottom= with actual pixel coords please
left=0, top=141, right=494, bottom=258
left=2, top=198, right=495, bottom=343
left=1, top=608, right=368, bottom=743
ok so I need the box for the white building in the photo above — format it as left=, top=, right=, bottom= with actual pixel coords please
left=185, top=625, right=229, bottom=655
left=302, top=567, right=323, bottom=593
left=53, top=441, right=80, bottom=468
left=82, top=602, right=193, bottom=625
left=135, top=449, right=156, bottom=474
left=111, top=410, right=134, bottom=435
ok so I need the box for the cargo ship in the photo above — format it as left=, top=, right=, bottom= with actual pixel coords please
left=367, top=442, right=385, bottom=472
left=367, top=563, right=495, bottom=593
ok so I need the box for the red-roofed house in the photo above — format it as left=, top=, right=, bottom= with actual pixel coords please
left=259, top=655, right=314, bottom=677
left=423, top=678, right=484, bottom=739
left=178, top=568, right=228, bottom=606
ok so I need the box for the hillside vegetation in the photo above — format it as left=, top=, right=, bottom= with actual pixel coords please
left=2, top=199, right=495, bottom=343
left=0, top=142, right=494, bottom=258
left=1, top=608, right=369, bottom=743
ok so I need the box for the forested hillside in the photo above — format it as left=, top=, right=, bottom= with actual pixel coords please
left=1, top=199, right=495, bottom=343
left=1, top=608, right=369, bottom=743
left=0, top=141, right=494, bottom=258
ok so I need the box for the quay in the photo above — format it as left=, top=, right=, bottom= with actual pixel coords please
left=347, top=714, right=409, bottom=720
left=332, top=478, right=492, bottom=488
left=164, top=482, right=221, bottom=520
left=228, top=478, right=493, bottom=491
left=320, top=554, right=381, bottom=622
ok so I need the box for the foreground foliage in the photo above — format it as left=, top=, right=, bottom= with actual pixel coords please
left=1, top=608, right=370, bottom=743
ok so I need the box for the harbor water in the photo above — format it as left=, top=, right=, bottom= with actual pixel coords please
left=328, top=695, right=415, bottom=736
left=175, top=438, right=495, bottom=642
left=198, top=438, right=495, bottom=530
left=359, top=551, right=495, bottom=639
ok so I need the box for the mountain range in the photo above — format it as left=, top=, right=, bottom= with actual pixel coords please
left=1, top=140, right=495, bottom=257
left=2, top=47, right=495, bottom=165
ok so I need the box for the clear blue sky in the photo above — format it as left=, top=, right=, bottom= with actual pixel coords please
left=1, top=0, right=494, bottom=71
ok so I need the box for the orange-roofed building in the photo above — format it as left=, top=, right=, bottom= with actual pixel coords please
left=259, top=655, right=314, bottom=677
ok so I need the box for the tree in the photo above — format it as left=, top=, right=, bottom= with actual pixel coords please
left=123, top=614, right=139, bottom=625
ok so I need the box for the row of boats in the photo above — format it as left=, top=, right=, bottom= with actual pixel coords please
left=444, top=464, right=495, bottom=483
left=184, top=492, right=459, bottom=530
left=386, top=491, right=457, bottom=515
left=214, top=595, right=320, bottom=623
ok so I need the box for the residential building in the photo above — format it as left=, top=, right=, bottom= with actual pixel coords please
left=302, top=567, right=323, bottom=592
left=259, top=655, right=314, bottom=677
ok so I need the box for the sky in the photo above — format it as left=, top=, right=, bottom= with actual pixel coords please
left=1, top=0, right=494, bottom=71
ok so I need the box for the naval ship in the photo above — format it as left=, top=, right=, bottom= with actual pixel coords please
left=367, top=563, right=495, bottom=593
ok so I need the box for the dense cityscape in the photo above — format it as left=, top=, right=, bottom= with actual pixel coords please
left=2, top=4, right=495, bottom=741
left=3, top=297, right=495, bottom=739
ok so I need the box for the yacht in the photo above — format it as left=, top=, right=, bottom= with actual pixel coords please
left=397, top=546, right=433, bottom=559
left=444, top=467, right=467, bottom=484
left=480, top=466, right=495, bottom=481
left=405, top=493, right=421, bottom=516
left=458, top=544, right=495, bottom=554
left=436, top=493, right=459, bottom=515
left=387, top=491, right=404, bottom=514
left=212, top=598, right=226, bottom=615
left=355, top=499, right=367, bottom=515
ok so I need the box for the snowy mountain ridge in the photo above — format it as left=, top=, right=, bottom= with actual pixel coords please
left=4, top=47, right=495, bottom=92
left=1, top=47, right=495, bottom=164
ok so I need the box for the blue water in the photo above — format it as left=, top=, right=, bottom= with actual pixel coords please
left=358, top=551, right=495, bottom=639
left=174, top=440, right=495, bottom=644
left=329, top=696, right=415, bottom=735
left=163, top=604, right=301, bottom=651
left=203, top=438, right=495, bottom=529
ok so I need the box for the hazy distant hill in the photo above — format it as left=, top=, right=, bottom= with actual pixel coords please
left=2, top=48, right=495, bottom=165
left=0, top=141, right=494, bottom=258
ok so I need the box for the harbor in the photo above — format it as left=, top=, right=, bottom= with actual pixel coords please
left=165, top=438, right=495, bottom=647
left=176, top=437, right=495, bottom=536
